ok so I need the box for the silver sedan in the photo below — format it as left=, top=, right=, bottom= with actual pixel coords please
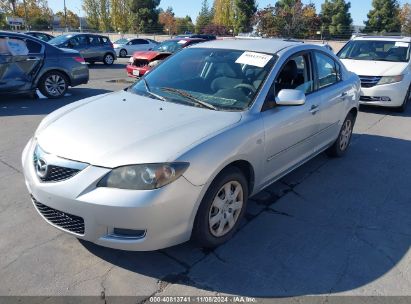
left=22, top=39, right=360, bottom=251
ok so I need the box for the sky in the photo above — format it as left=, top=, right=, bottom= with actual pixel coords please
left=48, top=0, right=409, bottom=26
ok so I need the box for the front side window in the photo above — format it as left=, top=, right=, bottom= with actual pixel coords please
left=48, top=34, right=72, bottom=46
left=275, top=54, right=314, bottom=95
left=314, top=52, right=340, bottom=89
left=130, top=48, right=276, bottom=111
left=338, top=40, right=411, bottom=62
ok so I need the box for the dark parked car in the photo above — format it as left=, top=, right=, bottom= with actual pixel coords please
left=24, top=31, right=54, bottom=42
left=48, top=33, right=117, bottom=65
left=0, top=31, right=89, bottom=98
left=175, top=34, right=217, bottom=41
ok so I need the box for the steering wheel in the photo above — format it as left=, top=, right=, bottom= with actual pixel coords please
left=234, top=83, right=257, bottom=95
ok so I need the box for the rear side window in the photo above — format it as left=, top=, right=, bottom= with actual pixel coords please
left=99, top=37, right=110, bottom=45
left=89, top=36, right=101, bottom=46
left=314, top=52, right=341, bottom=89
left=132, top=39, right=149, bottom=45
left=25, top=39, right=42, bottom=53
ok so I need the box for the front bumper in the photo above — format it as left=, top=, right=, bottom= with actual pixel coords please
left=22, top=139, right=204, bottom=251
left=359, top=80, right=410, bottom=107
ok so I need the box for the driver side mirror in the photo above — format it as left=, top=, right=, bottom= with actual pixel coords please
left=275, top=89, right=306, bottom=106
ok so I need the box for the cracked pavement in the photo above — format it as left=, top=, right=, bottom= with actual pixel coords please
left=0, top=58, right=410, bottom=299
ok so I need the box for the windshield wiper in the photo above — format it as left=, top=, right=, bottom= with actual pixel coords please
left=142, top=78, right=166, bottom=101
left=161, top=87, right=217, bottom=110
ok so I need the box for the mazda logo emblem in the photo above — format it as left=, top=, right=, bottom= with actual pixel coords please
left=36, top=158, right=48, bottom=179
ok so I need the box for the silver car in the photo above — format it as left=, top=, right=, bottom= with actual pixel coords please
left=22, top=39, right=360, bottom=251
left=113, top=38, right=158, bottom=58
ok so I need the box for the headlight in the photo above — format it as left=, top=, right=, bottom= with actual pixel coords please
left=128, top=57, right=134, bottom=63
left=97, top=163, right=189, bottom=190
left=377, top=75, right=404, bottom=85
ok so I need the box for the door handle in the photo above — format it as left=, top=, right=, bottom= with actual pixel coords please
left=310, top=105, right=319, bottom=115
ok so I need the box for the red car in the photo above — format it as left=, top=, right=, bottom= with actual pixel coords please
left=126, top=38, right=205, bottom=78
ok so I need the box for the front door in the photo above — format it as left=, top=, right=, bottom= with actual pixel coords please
left=261, top=52, right=321, bottom=186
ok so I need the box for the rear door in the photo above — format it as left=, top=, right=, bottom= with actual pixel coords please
left=88, top=35, right=104, bottom=60
left=68, top=35, right=90, bottom=59
left=0, top=36, right=44, bottom=92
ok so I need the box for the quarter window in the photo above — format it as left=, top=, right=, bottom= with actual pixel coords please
left=314, top=52, right=340, bottom=89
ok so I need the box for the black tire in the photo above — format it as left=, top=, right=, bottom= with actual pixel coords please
left=119, top=49, right=127, bottom=58
left=38, top=71, right=68, bottom=99
left=192, top=167, right=248, bottom=248
left=396, top=85, right=410, bottom=113
left=326, top=112, right=355, bottom=158
left=103, top=53, right=115, bottom=65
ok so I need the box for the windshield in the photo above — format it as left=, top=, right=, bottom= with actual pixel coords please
left=130, top=48, right=276, bottom=111
left=152, top=40, right=185, bottom=53
left=114, top=38, right=128, bottom=45
left=48, top=34, right=71, bottom=46
left=338, top=40, right=411, bottom=62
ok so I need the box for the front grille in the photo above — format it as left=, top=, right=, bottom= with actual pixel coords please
left=359, top=75, right=382, bottom=88
left=32, top=196, right=85, bottom=235
left=33, top=152, right=80, bottom=182
left=132, top=59, right=149, bottom=67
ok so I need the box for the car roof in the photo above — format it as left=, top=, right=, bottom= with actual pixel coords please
left=190, top=38, right=303, bottom=54
left=352, top=35, right=411, bottom=42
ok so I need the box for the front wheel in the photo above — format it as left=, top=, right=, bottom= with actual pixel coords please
left=38, top=71, right=68, bottom=99
left=326, top=112, right=355, bottom=157
left=103, top=53, right=115, bottom=65
left=192, top=167, right=248, bottom=248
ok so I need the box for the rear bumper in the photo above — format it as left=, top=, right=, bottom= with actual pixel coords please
left=70, top=65, right=89, bottom=87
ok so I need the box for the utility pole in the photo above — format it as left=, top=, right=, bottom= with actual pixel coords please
left=22, top=0, right=28, bottom=30
left=78, top=8, right=82, bottom=32
left=64, top=0, right=68, bottom=32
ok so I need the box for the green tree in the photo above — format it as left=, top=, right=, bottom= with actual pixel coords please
left=129, top=0, right=161, bottom=33
left=175, top=15, right=194, bottom=34
left=320, top=0, right=352, bottom=39
left=213, top=0, right=232, bottom=29
left=15, top=0, right=52, bottom=30
left=56, top=10, right=80, bottom=30
left=99, top=0, right=111, bottom=31
left=196, top=0, right=213, bottom=33
left=232, top=0, right=257, bottom=34
left=364, top=0, right=401, bottom=33
left=400, top=3, right=411, bottom=34
left=83, top=0, right=100, bottom=30
left=111, top=0, right=132, bottom=32
left=256, top=1, right=321, bottom=38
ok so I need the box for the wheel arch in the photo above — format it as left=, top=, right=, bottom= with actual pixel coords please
left=35, top=68, right=72, bottom=87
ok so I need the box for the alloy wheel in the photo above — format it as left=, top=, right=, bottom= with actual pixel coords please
left=339, top=119, right=352, bottom=151
left=208, top=181, right=244, bottom=237
left=105, top=54, right=114, bottom=65
left=44, top=74, right=66, bottom=97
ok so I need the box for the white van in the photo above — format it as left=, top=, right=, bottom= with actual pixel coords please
left=338, top=35, right=411, bottom=112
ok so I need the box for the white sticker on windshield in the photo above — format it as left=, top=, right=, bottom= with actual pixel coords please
left=236, top=52, right=273, bottom=68
left=178, top=40, right=187, bottom=44
left=395, top=42, right=409, bottom=48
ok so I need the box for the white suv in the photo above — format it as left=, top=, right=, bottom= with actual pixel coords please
left=338, top=36, right=411, bottom=112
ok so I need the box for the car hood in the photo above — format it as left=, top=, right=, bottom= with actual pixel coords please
left=36, top=91, right=242, bottom=168
left=341, top=59, right=408, bottom=76
left=132, top=51, right=171, bottom=60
